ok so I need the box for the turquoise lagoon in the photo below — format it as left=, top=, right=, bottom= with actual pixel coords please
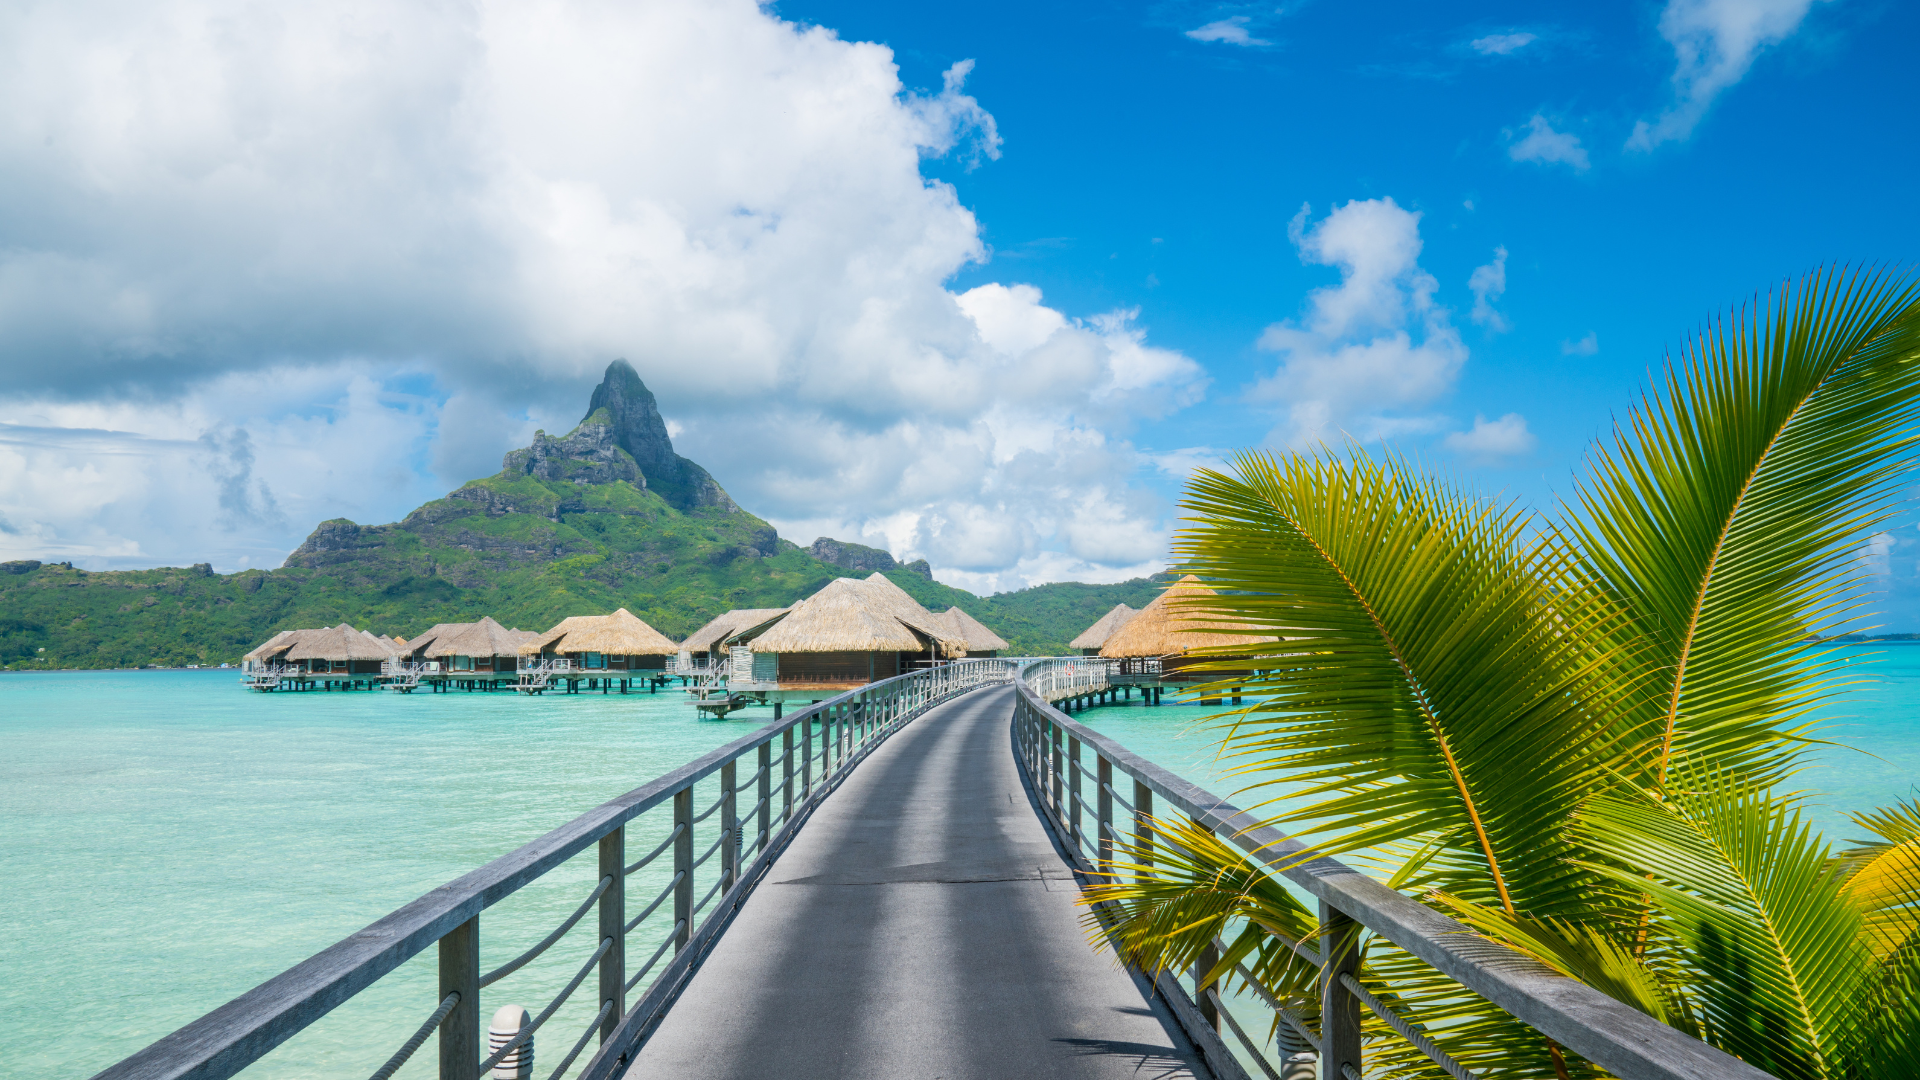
left=5, top=648, right=1917, bottom=1077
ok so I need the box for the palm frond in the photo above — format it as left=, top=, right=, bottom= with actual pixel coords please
left=1575, top=777, right=1873, bottom=1076
left=1565, top=267, right=1920, bottom=794
left=1172, top=449, right=1639, bottom=924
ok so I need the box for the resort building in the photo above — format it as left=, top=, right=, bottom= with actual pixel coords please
left=395, top=617, right=539, bottom=688
left=1068, top=603, right=1137, bottom=656
left=1099, top=575, right=1272, bottom=697
left=520, top=607, right=681, bottom=691
left=677, top=608, right=788, bottom=673
left=682, top=575, right=966, bottom=714
left=933, top=606, right=1010, bottom=658
left=241, top=624, right=398, bottom=691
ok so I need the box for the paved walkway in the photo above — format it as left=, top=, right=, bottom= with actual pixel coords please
left=631, top=684, right=1203, bottom=1080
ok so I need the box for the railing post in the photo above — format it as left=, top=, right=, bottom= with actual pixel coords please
left=795, top=720, right=808, bottom=804
left=1096, top=754, right=1114, bottom=867
left=597, top=827, right=624, bottom=1043
left=1050, top=719, right=1065, bottom=820
left=672, top=787, right=693, bottom=954
left=1197, top=938, right=1220, bottom=1031
left=1068, top=735, right=1084, bottom=852
left=720, top=760, right=738, bottom=895
left=1133, top=779, right=1154, bottom=882
left=439, top=916, right=479, bottom=1080
left=1320, top=901, right=1363, bottom=1079
left=758, top=740, right=772, bottom=854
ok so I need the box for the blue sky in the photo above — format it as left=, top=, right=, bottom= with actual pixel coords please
left=0, top=0, right=1917, bottom=622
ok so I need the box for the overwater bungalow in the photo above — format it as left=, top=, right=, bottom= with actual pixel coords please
left=734, top=575, right=966, bottom=700
left=520, top=608, right=680, bottom=692
left=1099, top=575, right=1272, bottom=700
left=678, top=607, right=788, bottom=673
left=241, top=623, right=397, bottom=691
left=933, top=606, right=1010, bottom=658
left=394, top=617, right=539, bottom=690
left=1069, top=603, right=1137, bottom=656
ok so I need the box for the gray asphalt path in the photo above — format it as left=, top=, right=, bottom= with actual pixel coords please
left=630, top=684, right=1202, bottom=1080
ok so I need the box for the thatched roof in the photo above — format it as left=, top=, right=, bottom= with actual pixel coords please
left=520, top=608, right=679, bottom=656
left=681, top=608, right=789, bottom=653
left=283, top=623, right=400, bottom=662
left=749, top=576, right=967, bottom=657
left=1069, top=604, right=1138, bottom=650
left=936, top=607, right=1009, bottom=652
left=243, top=629, right=297, bottom=662
left=426, top=616, right=540, bottom=659
left=1099, top=576, right=1272, bottom=659
left=398, top=623, right=457, bottom=658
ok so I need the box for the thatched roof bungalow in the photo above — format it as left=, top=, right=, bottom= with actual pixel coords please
left=1100, top=576, right=1272, bottom=680
left=521, top=608, right=679, bottom=672
left=1069, top=604, right=1137, bottom=656
left=744, top=575, right=966, bottom=688
left=934, top=606, right=1010, bottom=657
left=244, top=623, right=397, bottom=675
left=680, top=608, right=788, bottom=661
left=392, top=616, right=539, bottom=677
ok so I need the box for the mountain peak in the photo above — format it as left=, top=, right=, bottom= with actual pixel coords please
left=499, top=360, right=739, bottom=514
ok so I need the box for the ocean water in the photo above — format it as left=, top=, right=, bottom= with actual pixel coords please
left=5, top=649, right=1916, bottom=1078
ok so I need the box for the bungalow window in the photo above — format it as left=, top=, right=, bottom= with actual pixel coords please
left=454, top=656, right=473, bottom=671
left=583, top=652, right=604, bottom=669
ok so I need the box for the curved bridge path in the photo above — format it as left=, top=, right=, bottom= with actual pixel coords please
left=631, top=684, right=1205, bottom=1079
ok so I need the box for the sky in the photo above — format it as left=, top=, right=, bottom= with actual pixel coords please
left=1, top=0, right=1917, bottom=618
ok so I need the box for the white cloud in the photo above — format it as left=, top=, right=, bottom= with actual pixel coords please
left=1471, top=32, right=1537, bottom=55
left=0, top=0, right=1203, bottom=590
left=1508, top=115, right=1591, bottom=171
left=1562, top=331, right=1600, bottom=356
left=1250, top=198, right=1467, bottom=447
left=1629, top=0, right=1821, bottom=150
left=1442, top=413, right=1536, bottom=462
left=1186, top=17, right=1270, bottom=46
left=1469, top=246, right=1509, bottom=332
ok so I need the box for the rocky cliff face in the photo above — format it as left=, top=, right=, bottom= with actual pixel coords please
left=809, top=537, right=932, bottom=579
left=579, top=360, right=738, bottom=513
left=501, top=422, right=643, bottom=487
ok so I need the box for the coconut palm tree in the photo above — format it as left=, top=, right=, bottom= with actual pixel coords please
left=1085, top=267, right=1920, bottom=1078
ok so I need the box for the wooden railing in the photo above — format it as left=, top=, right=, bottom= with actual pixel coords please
left=94, top=659, right=1018, bottom=1080
left=1012, top=658, right=1775, bottom=1080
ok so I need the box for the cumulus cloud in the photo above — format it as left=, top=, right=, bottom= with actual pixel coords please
left=1442, top=413, right=1536, bottom=462
left=0, top=0, right=1203, bottom=588
left=1469, top=246, right=1509, bottom=332
left=1471, top=32, right=1537, bottom=55
left=1562, top=332, right=1599, bottom=355
left=1629, top=0, right=1821, bottom=150
left=1249, top=198, right=1467, bottom=447
left=1508, top=115, right=1591, bottom=171
left=1186, top=17, right=1270, bottom=46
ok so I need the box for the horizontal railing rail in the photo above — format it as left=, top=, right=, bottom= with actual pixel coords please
left=1012, top=658, right=1777, bottom=1080
left=96, top=659, right=1018, bottom=1080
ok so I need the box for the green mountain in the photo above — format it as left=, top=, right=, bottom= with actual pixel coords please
left=0, top=362, right=1167, bottom=669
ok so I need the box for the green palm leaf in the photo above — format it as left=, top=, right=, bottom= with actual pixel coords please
left=1566, top=268, right=1920, bottom=793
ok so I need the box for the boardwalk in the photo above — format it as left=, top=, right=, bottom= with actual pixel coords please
left=632, top=685, right=1204, bottom=1079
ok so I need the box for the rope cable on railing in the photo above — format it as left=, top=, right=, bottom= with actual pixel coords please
left=692, top=791, right=726, bottom=824
left=545, top=998, right=613, bottom=1080
left=623, top=921, right=684, bottom=993
left=1231, top=961, right=1320, bottom=1045
left=624, top=872, right=684, bottom=934
left=472, top=936, right=611, bottom=1080
left=1341, top=1065, right=1361, bottom=1080
left=365, top=992, right=460, bottom=1080
left=624, top=823, right=685, bottom=876
left=1340, top=971, right=1478, bottom=1080
left=691, top=833, right=725, bottom=871
left=1203, top=988, right=1284, bottom=1080
left=479, top=875, right=612, bottom=988
left=1099, top=781, right=1135, bottom=815
left=692, top=875, right=723, bottom=916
